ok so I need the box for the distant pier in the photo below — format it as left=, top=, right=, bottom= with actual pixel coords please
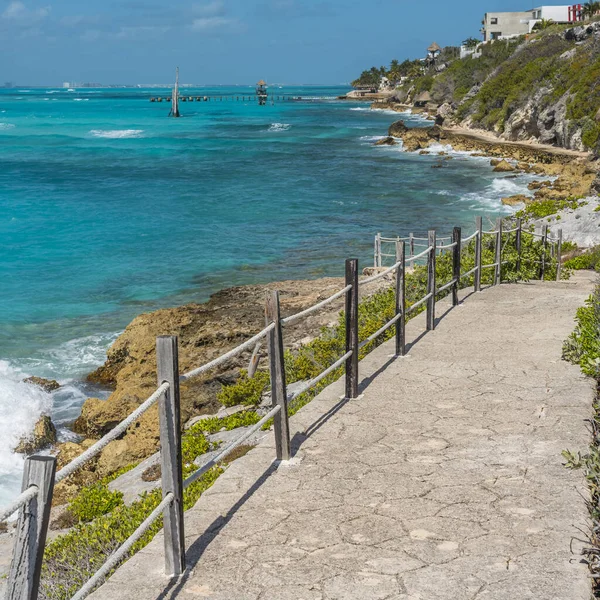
left=150, top=95, right=315, bottom=103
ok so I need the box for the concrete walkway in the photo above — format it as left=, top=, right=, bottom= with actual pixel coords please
left=90, top=273, right=596, bottom=600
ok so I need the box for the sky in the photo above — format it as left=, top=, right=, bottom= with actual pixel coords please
left=0, top=0, right=546, bottom=85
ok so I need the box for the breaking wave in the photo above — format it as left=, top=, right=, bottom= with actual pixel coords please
left=268, top=123, right=291, bottom=132
left=90, top=129, right=144, bottom=139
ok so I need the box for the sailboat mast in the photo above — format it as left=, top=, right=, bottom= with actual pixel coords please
left=171, top=67, right=180, bottom=117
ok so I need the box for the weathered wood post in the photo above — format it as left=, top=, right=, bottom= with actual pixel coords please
left=474, top=216, right=483, bottom=292
left=516, top=217, right=522, bottom=275
left=345, top=259, right=359, bottom=399
left=409, top=233, right=415, bottom=269
left=247, top=342, right=262, bottom=378
left=156, top=336, right=185, bottom=577
left=395, top=241, right=406, bottom=356
left=427, top=230, right=436, bottom=331
left=540, top=224, right=548, bottom=280
left=7, top=456, right=56, bottom=600
left=373, top=235, right=378, bottom=268
left=265, top=292, right=291, bottom=460
left=494, top=218, right=503, bottom=286
left=376, top=233, right=382, bottom=267
left=452, top=227, right=461, bottom=306
left=556, top=228, right=563, bottom=281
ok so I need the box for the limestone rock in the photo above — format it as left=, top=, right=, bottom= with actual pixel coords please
left=374, top=137, right=397, bottom=146
left=388, top=120, right=408, bottom=137
left=23, top=376, right=60, bottom=393
left=15, top=415, right=57, bottom=454
left=493, top=160, right=516, bottom=172
left=501, top=194, right=529, bottom=206
left=528, top=180, right=552, bottom=190
left=73, top=397, right=139, bottom=438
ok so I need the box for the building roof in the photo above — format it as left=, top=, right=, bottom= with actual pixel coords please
left=428, top=42, right=442, bottom=52
left=257, top=79, right=266, bottom=85
left=415, top=91, right=432, bottom=103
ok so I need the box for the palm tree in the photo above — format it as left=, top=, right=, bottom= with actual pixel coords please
left=462, top=37, right=480, bottom=49
left=582, top=1, right=600, bottom=19
left=532, top=18, right=554, bottom=30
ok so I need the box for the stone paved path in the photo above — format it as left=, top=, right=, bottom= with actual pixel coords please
left=90, top=273, right=596, bottom=600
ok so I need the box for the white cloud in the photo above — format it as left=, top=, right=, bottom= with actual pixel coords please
left=115, top=25, right=170, bottom=39
left=192, top=1, right=225, bottom=17
left=190, top=16, right=235, bottom=31
left=2, top=1, right=50, bottom=22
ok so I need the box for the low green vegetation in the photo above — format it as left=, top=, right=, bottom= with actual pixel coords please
left=562, top=277, right=600, bottom=587
left=515, top=196, right=586, bottom=221
left=219, top=223, right=565, bottom=420
left=40, top=223, right=567, bottom=599
left=216, top=369, right=269, bottom=407
left=565, top=246, right=600, bottom=271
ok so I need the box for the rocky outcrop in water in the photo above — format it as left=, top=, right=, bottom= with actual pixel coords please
left=15, top=415, right=57, bottom=454
left=23, top=376, right=60, bottom=392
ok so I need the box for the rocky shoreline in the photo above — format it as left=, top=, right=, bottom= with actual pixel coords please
left=376, top=116, right=599, bottom=217
left=25, top=274, right=393, bottom=505
left=8, top=109, right=600, bottom=511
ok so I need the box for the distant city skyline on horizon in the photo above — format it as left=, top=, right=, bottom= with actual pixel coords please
left=0, top=0, right=566, bottom=85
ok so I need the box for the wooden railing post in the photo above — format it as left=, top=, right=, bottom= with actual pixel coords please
left=409, top=232, right=415, bottom=269
left=452, top=227, right=461, bottom=306
left=516, top=217, right=522, bottom=276
left=373, top=234, right=378, bottom=268
left=7, top=455, right=56, bottom=600
left=375, top=233, right=382, bottom=267
left=474, top=216, right=483, bottom=292
left=265, top=291, right=291, bottom=461
left=395, top=241, right=406, bottom=356
left=556, top=228, right=563, bottom=281
left=494, top=218, right=502, bottom=286
left=540, top=224, right=548, bottom=280
left=426, top=230, right=436, bottom=331
left=156, top=336, right=185, bottom=577
left=345, top=258, right=359, bottom=398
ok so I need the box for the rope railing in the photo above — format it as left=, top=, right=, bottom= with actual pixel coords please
left=288, top=351, right=354, bottom=400
left=55, top=382, right=170, bottom=484
left=183, top=405, right=281, bottom=489
left=281, top=285, right=351, bottom=326
left=2, top=215, right=564, bottom=600
left=0, top=485, right=38, bottom=523
left=70, top=492, right=175, bottom=600
left=180, top=324, right=275, bottom=381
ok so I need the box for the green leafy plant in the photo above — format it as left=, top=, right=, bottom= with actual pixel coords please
left=216, top=369, right=270, bottom=407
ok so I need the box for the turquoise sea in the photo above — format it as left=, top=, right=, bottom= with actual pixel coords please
left=0, top=84, right=540, bottom=502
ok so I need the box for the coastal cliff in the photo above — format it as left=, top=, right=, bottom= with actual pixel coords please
left=372, top=21, right=600, bottom=158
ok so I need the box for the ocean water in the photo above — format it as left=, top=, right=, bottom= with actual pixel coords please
left=0, top=84, right=540, bottom=504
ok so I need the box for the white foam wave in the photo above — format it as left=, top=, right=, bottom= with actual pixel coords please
left=0, top=361, right=53, bottom=507
left=20, top=331, right=120, bottom=379
left=0, top=123, right=15, bottom=130
left=268, top=123, right=291, bottom=132
left=460, top=177, right=533, bottom=211
left=73, top=98, right=89, bottom=102
left=360, top=135, right=386, bottom=142
left=90, top=129, right=144, bottom=139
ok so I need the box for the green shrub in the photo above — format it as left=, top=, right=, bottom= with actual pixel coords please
left=68, top=483, right=124, bottom=524
left=41, top=467, right=221, bottom=600
left=565, top=246, right=600, bottom=271
left=216, top=369, right=270, bottom=407
left=515, top=196, right=585, bottom=221
left=563, top=288, right=600, bottom=375
left=192, top=410, right=261, bottom=434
